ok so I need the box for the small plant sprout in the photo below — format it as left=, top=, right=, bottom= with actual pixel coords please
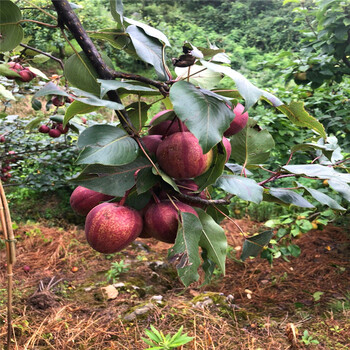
left=105, top=260, right=130, bottom=284
left=301, top=330, right=319, bottom=345
left=142, top=325, right=193, bottom=350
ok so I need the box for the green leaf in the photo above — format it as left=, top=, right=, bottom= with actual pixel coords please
left=296, top=182, right=345, bottom=210
left=0, top=64, right=20, bottom=78
left=196, top=209, right=227, bottom=273
left=125, top=101, right=150, bottom=132
left=201, top=251, right=216, bottom=284
left=283, top=164, right=350, bottom=183
left=195, top=144, right=226, bottom=191
left=175, top=65, right=223, bottom=90
left=126, top=25, right=169, bottom=80
left=215, top=175, right=263, bottom=204
left=240, top=231, right=274, bottom=261
left=0, top=1, right=23, bottom=52
left=0, top=84, right=15, bottom=100
left=328, top=179, right=350, bottom=202
left=71, top=157, right=151, bottom=197
left=170, top=81, right=233, bottom=153
left=110, top=0, right=124, bottom=28
left=291, top=142, right=336, bottom=161
left=64, top=101, right=99, bottom=126
left=90, top=29, right=136, bottom=56
left=168, top=212, right=203, bottom=287
left=34, top=82, right=69, bottom=98
left=77, top=125, right=139, bottom=166
left=277, top=102, right=326, bottom=138
left=225, top=163, right=253, bottom=175
left=269, top=188, right=315, bottom=208
left=26, top=67, right=49, bottom=80
left=64, top=52, right=114, bottom=95
left=98, top=79, right=158, bottom=98
left=70, top=88, right=124, bottom=110
left=124, top=17, right=170, bottom=47
left=230, top=119, right=275, bottom=166
left=136, top=167, right=159, bottom=194
left=32, top=53, right=50, bottom=64
left=200, top=60, right=283, bottom=109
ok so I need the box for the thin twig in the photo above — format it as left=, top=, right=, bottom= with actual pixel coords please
left=20, top=43, right=64, bottom=70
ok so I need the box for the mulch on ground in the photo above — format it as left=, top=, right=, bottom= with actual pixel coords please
left=0, top=219, right=349, bottom=349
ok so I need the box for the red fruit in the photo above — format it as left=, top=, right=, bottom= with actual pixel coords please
left=144, top=200, right=198, bottom=243
left=85, top=203, right=143, bottom=254
left=70, top=186, right=114, bottom=216
left=0, top=136, right=5, bottom=143
left=49, top=128, right=62, bottom=138
left=156, top=132, right=213, bottom=180
left=224, top=103, right=249, bottom=137
left=8, top=151, right=16, bottom=155
left=222, top=137, right=231, bottom=162
left=149, top=110, right=188, bottom=136
left=57, top=123, right=69, bottom=134
left=52, top=96, right=65, bottom=107
left=5, top=166, right=12, bottom=171
left=138, top=201, right=154, bottom=238
left=23, top=265, right=30, bottom=272
left=38, top=125, right=50, bottom=134
left=18, top=69, right=36, bottom=82
left=141, top=134, right=163, bottom=155
left=176, top=179, right=207, bottom=208
left=81, top=117, right=87, bottom=124
left=5, top=173, right=11, bottom=178
left=8, top=62, right=23, bottom=70
left=65, top=95, right=74, bottom=103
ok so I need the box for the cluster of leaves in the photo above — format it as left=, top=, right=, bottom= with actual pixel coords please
left=1, top=0, right=349, bottom=286
left=285, top=0, right=350, bottom=87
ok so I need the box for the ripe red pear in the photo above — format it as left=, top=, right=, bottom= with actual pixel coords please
left=156, top=132, right=213, bottom=179
left=85, top=203, right=143, bottom=253
left=149, top=110, right=188, bottom=136
left=176, top=179, right=207, bottom=208
left=57, top=123, right=69, bottom=134
left=224, top=103, right=249, bottom=137
left=144, top=200, right=198, bottom=243
left=18, top=69, right=36, bottom=82
left=38, top=125, right=50, bottom=134
left=222, top=137, right=231, bottom=162
left=52, top=96, right=65, bottom=107
left=141, top=134, right=163, bottom=155
left=70, top=186, right=114, bottom=216
left=49, top=128, right=61, bottom=138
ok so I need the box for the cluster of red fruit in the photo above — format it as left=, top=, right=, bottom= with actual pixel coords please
left=38, top=122, right=69, bottom=138
left=70, top=104, right=248, bottom=254
left=0, top=151, right=18, bottom=183
left=6, top=62, right=36, bottom=82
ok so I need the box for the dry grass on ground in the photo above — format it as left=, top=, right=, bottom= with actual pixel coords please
left=0, top=219, right=349, bottom=349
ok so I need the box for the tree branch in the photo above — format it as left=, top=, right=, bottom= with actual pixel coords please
left=20, top=43, right=64, bottom=70
left=51, top=0, right=135, bottom=134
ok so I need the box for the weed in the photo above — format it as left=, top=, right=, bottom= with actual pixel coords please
left=142, top=325, right=193, bottom=350
left=105, top=260, right=130, bottom=284
left=301, top=330, right=319, bottom=345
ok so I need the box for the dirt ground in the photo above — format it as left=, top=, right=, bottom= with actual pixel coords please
left=0, top=219, right=349, bottom=350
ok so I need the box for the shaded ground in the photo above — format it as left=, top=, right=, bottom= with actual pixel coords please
left=0, top=219, right=349, bottom=349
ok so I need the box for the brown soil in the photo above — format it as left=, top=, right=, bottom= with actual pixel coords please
left=0, top=219, right=349, bottom=349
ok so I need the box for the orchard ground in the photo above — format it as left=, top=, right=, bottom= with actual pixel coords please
left=0, top=216, right=349, bottom=349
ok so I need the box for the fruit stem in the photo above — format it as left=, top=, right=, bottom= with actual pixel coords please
left=212, top=204, right=247, bottom=237
left=119, top=188, right=133, bottom=206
